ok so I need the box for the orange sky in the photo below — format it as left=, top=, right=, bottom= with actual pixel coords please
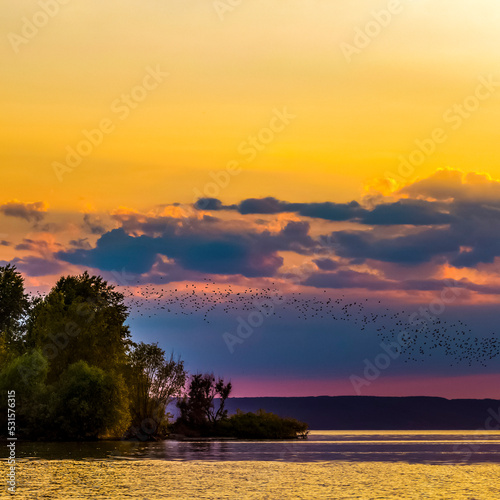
left=3, top=0, right=500, bottom=211
left=3, top=1, right=500, bottom=396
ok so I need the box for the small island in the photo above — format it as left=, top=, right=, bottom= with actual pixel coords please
left=170, top=373, right=308, bottom=440
left=0, top=265, right=308, bottom=442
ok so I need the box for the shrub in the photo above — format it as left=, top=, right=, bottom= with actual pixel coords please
left=227, top=409, right=309, bottom=439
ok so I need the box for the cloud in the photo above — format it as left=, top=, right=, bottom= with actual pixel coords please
left=69, top=238, right=92, bottom=249
left=6, top=256, right=67, bottom=277
left=57, top=219, right=317, bottom=279
left=303, top=269, right=396, bottom=290
left=57, top=229, right=162, bottom=275
left=313, top=258, right=339, bottom=271
left=194, top=198, right=224, bottom=211
left=292, top=201, right=366, bottom=221
left=329, top=228, right=461, bottom=266
left=0, top=201, right=47, bottom=223
left=194, top=196, right=452, bottom=225
left=54, top=170, right=500, bottom=287
left=302, top=270, right=493, bottom=295
left=83, top=213, right=108, bottom=235
left=15, top=238, right=63, bottom=256
left=328, top=198, right=500, bottom=268
left=360, top=200, right=453, bottom=226
left=15, top=234, right=63, bottom=258
left=9, top=168, right=500, bottom=293
left=237, top=197, right=367, bottom=221
left=238, top=197, right=289, bottom=214
left=194, top=196, right=366, bottom=220
left=400, top=168, right=500, bottom=203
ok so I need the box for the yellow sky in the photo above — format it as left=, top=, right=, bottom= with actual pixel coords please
left=3, top=0, right=500, bottom=211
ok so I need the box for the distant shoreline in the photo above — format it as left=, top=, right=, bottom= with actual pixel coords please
left=3, top=395, right=499, bottom=444
left=222, top=396, right=500, bottom=431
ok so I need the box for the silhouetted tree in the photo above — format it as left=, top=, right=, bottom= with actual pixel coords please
left=177, top=373, right=232, bottom=429
left=127, top=342, right=186, bottom=440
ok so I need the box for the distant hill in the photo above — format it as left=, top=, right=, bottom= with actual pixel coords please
left=222, top=396, right=500, bottom=430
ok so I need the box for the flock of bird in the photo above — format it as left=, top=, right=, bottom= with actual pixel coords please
left=119, top=278, right=500, bottom=368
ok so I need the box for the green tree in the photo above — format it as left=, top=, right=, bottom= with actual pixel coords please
left=127, top=342, right=186, bottom=440
left=0, top=349, right=50, bottom=438
left=53, top=361, right=130, bottom=440
left=0, top=264, right=29, bottom=361
left=177, top=373, right=232, bottom=429
left=27, top=271, right=131, bottom=381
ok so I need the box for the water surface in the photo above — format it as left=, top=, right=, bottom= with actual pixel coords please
left=12, top=430, right=500, bottom=464
left=3, top=432, right=500, bottom=499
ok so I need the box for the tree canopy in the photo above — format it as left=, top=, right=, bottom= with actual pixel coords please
left=176, top=373, right=232, bottom=434
left=0, top=264, right=29, bottom=361
left=127, top=342, right=186, bottom=440
left=0, top=266, right=308, bottom=441
left=54, top=361, right=130, bottom=440
left=26, top=271, right=131, bottom=381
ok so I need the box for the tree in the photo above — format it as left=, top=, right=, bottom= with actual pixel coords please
left=27, top=271, right=132, bottom=381
left=53, top=360, right=130, bottom=440
left=0, top=264, right=29, bottom=360
left=0, top=349, right=50, bottom=438
left=177, top=373, right=232, bottom=430
left=127, top=342, right=186, bottom=440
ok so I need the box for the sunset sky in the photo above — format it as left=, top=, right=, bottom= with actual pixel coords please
left=2, top=0, right=500, bottom=398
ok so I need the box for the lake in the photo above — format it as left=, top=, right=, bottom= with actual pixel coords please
left=3, top=431, right=500, bottom=499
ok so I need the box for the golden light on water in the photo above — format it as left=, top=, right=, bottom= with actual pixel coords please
left=7, top=460, right=500, bottom=500
left=4, top=431, right=500, bottom=499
